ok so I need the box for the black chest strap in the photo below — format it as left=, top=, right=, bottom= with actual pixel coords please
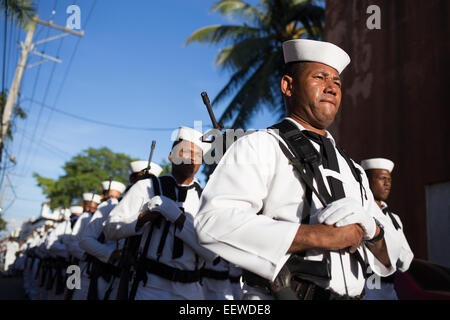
left=268, top=120, right=369, bottom=280
left=382, top=207, right=401, bottom=230
left=143, top=175, right=202, bottom=262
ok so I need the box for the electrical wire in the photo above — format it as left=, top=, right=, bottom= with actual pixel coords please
left=20, top=96, right=178, bottom=131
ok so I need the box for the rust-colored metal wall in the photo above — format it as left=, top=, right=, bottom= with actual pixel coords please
left=325, top=0, right=450, bottom=259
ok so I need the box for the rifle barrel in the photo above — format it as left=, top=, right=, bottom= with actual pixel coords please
left=201, top=91, right=222, bottom=130
left=146, top=140, right=156, bottom=171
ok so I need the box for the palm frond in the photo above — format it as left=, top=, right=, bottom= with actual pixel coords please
left=1, top=0, right=35, bottom=28
left=215, top=36, right=272, bottom=71
left=185, top=24, right=262, bottom=46
left=212, top=0, right=266, bottom=24
left=218, top=51, right=281, bottom=128
left=212, top=54, right=261, bottom=107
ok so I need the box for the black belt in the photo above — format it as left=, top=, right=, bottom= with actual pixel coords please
left=243, top=271, right=364, bottom=300
left=201, top=268, right=229, bottom=281
left=142, top=258, right=201, bottom=283
left=87, top=256, right=121, bottom=282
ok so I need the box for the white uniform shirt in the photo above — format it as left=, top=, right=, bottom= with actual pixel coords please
left=379, top=202, right=414, bottom=271
left=67, top=212, right=93, bottom=260
left=202, top=258, right=235, bottom=300
left=104, top=174, right=216, bottom=299
left=4, top=240, right=19, bottom=270
left=364, top=201, right=414, bottom=300
left=195, top=118, right=403, bottom=297
left=45, top=221, right=71, bottom=260
left=79, top=198, right=124, bottom=264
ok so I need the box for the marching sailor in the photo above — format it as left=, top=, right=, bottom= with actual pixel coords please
left=361, top=158, right=413, bottom=300
left=129, top=160, right=163, bottom=185
left=104, top=127, right=216, bottom=299
left=66, top=193, right=101, bottom=300
left=44, top=208, right=72, bottom=300
left=78, top=180, right=127, bottom=300
left=195, top=39, right=403, bottom=300
left=201, top=257, right=242, bottom=300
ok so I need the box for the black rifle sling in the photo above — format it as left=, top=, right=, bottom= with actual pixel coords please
left=172, top=182, right=203, bottom=260
left=270, top=121, right=329, bottom=209
left=270, top=120, right=368, bottom=277
left=336, top=146, right=368, bottom=205
left=383, top=207, right=401, bottom=230
left=128, top=174, right=161, bottom=299
left=141, top=174, right=162, bottom=262
left=156, top=176, right=177, bottom=262
left=86, top=231, right=108, bottom=300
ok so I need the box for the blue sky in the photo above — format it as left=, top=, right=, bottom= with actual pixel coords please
left=0, top=0, right=276, bottom=235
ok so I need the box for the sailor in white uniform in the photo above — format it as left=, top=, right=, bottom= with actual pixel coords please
left=104, top=127, right=216, bottom=300
left=79, top=180, right=127, bottom=300
left=195, top=39, right=403, bottom=300
left=25, top=229, right=43, bottom=300
left=129, top=160, right=163, bottom=185
left=44, top=208, right=72, bottom=300
left=66, top=193, right=101, bottom=300
left=3, top=237, right=19, bottom=275
left=361, top=158, right=414, bottom=300
left=201, top=257, right=240, bottom=300
left=36, top=221, right=55, bottom=300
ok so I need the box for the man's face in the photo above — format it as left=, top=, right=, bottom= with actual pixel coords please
left=82, top=201, right=99, bottom=213
left=105, top=190, right=121, bottom=200
left=129, top=171, right=145, bottom=185
left=169, top=141, right=202, bottom=179
left=368, top=169, right=392, bottom=202
left=282, top=62, right=342, bottom=129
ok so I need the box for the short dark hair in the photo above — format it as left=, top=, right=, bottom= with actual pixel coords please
left=171, top=139, right=182, bottom=151
left=284, top=61, right=310, bottom=80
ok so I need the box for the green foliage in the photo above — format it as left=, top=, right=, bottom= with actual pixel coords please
left=0, top=91, right=27, bottom=141
left=159, top=159, right=172, bottom=176
left=186, top=0, right=325, bottom=129
left=0, top=214, right=6, bottom=232
left=34, top=147, right=139, bottom=209
left=0, top=0, right=36, bottom=28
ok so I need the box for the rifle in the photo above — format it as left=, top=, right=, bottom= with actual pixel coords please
left=115, top=140, right=157, bottom=300
left=146, top=140, right=156, bottom=174
left=201, top=92, right=223, bottom=131
left=200, top=91, right=235, bottom=176
left=105, top=175, right=113, bottom=201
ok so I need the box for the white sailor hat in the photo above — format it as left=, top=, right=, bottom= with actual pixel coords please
left=70, top=206, right=83, bottom=214
left=360, top=158, right=395, bottom=173
left=82, top=193, right=101, bottom=204
left=44, top=220, right=54, bottom=226
left=173, top=126, right=212, bottom=154
left=282, top=39, right=351, bottom=74
left=101, top=180, right=126, bottom=193
left=63, top=208, right=72, bottom=219
left=130, top=161, right=163, bottom=177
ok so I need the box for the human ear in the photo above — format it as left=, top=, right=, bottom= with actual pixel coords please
left=281, top=75, right=294, bottom=97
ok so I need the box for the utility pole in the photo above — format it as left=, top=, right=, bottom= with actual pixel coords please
left=0, top=173, right=9, bottom=213
left=0, top=14, right=84, bottom=162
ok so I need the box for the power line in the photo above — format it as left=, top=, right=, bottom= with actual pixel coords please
left=32, top=0, right=84, bottom=169
left=19, top=0, right=59, bottom=175
left=1, top=2, right=7, bottom=93
left=15, top=128, right=72, bottom=160
left=20, top=96, right=178, bottom=132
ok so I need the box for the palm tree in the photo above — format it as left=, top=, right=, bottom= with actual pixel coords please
left=1, top=0, right=35, bottom=28
left=186, top=0, right=324, bottom=129
left=0, top=0, right=35, bottom=148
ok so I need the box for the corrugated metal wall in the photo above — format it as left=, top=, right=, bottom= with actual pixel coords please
left=324, top=0, right=450, bottom=260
